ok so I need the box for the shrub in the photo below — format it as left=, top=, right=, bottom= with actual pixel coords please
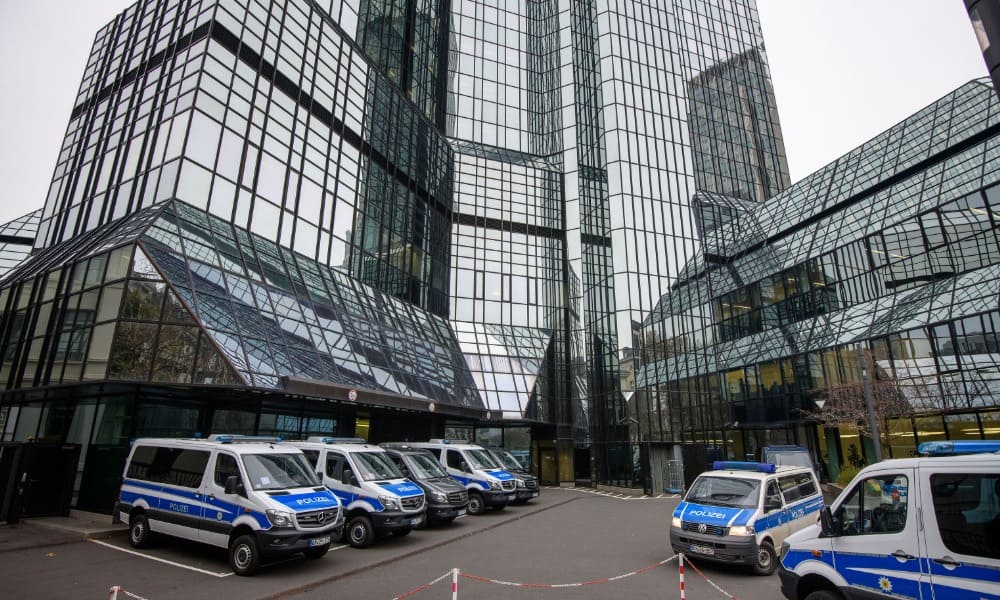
left=837, top=465, right=860, bottom=487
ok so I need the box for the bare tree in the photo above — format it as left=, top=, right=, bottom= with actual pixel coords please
left=798, top=361, right=914, bottom=461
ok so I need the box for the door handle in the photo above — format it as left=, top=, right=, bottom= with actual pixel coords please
left=891, top=550, right=915, bottom=561
left=933, top=556, right=961, bottom=568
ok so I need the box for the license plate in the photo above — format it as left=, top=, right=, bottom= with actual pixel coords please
left=409, top=516, right=423, bottom=526
left=531, top=492, right=539, bottom=498
left=689, top=544, right=714, bottom=556
left=309, top=536, right=331, bottom=547
left=506, top=494, right=515, bottom=500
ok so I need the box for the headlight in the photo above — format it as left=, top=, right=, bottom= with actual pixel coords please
left=489, top=480, right=501, bottom=490
left=430, top=491, right=447, bottom=503
left=379, top=495, right=402, bottom=511
left=516, top=478, right=526, bottom=488
left=729, top=525, right=755, bottom=536
left=266, top=509, right=294, bottom=528
left=671, top=517, right=682, bottom=528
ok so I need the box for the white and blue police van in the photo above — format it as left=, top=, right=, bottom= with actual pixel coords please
left=285, top=437, right=425, bottom=548
left=670, top=461, right=824, bottom=575
left=405, top=439, right=517, bottom=515
left=779, top=441, right=1000, bottom=600
left=114, top=435, right=343, bottom=576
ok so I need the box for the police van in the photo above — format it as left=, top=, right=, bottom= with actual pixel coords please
left=669, top=461, right=824, bottom=575
left=285, top=437, right=425, bottom=548
left=380, top=444, right=470, bottom=524
left=114, top=435, right=343, bottom=576
left=484, top=446, right=540, bottom=504
left=405, top=440, right=517, bottom=515
left=779, top=441, right=1000, bottom=600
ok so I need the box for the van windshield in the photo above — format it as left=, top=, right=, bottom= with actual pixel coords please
left=352, top=452, right=405, bottom=481
left=685, top=476, right=761, bottom=508
left=491, top=450, right=522, bottom=471
left=243, top=453, right=320, bottom=491
left=466, top=449, right=500, bottom=470
left=406, top=452, right=449, bottom=479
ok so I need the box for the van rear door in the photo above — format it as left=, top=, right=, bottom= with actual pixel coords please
left=919, top=463, right=1000, bottom=600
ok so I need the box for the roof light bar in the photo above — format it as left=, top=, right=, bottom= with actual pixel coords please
left=713, top=460, right=777, bottom=473
left=305, top=436, right=367, bottom=444
left=917, top=440, right=1000, bottom=456
left=209, top=435, right=283, bottom=444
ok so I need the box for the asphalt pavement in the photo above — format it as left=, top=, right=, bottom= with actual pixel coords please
left=0, top=488, right=784, bottom=600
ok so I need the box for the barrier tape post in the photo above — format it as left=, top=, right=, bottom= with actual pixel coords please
left=451, top=567, right=459, bottom=600
left=109, top=586, right=120, bottom=600
left=678, top=553, right=686, bottom=600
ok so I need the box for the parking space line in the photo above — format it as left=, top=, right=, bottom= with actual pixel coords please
left=89, top=540, right=233, bottom=578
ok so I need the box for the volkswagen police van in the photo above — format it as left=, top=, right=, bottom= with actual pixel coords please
left=669, top=461, right=824, bottom=575
left=406, top=440, right=517, bottom=515
left=779, top=441, right=1000, bottom=600
left=285, top=437, right=425, bottom=548
left=114, top=435, right=343, bottom=576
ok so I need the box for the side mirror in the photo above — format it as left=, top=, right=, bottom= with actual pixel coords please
left=459, top=460, right=471, bottom=473
left=342, top=469, right=357, bottom=486
left=316, top=471, right=324, bottom=482
left=765, top=495, right=782, bottom=512
left=224, top=475, right=244, bottom=496
left=819, top=506, right=838, bottom=537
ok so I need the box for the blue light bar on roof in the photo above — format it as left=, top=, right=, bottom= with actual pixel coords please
left=209, top=435, right=283, bottom=444
left=306, top=436, right=367, bottom=444
left=917, top=440, right=1000, bottom=456
left=713, top=461, right=777, bottom=473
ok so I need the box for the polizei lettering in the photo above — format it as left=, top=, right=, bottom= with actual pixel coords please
left=295, top=496, right=333, bottom=505
left=688, top=509, right=727, bottom=519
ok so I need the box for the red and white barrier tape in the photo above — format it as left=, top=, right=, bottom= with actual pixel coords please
left=109, top=586, right=149, bottom=600
left=391, top=569, right=456, bottom=600
left=459, top=555, right=678, bottom=589
left=682, top=554, right=739, bottom=599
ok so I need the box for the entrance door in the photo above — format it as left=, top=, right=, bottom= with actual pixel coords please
left=538, top=441, right=557, bottom=485
left=8, top=443, right=81, bottom=520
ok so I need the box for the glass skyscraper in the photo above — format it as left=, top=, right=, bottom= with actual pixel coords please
left=0, top=0, right=794, bottom=509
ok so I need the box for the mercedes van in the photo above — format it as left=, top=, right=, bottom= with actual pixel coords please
left=380, top=444, right=469, bottom=524
left=114, top=435, right=342, bottom=575
left=405, top=440, right=517, bottom=515
left=779, top=441, right=1000, bottom=600
left=286, top=437, right=425, bottom=548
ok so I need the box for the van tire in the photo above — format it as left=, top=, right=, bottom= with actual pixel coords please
left=346, top=515, right=375, bottom=548
left=804, top=591, right=842, bottom=600
left=467, top=492, right=485, bottom=515
left=128, top=513, right=154, bottom=548
left=753, top=540, right=777, bottom=575
left=304, top=544, right=329, bottom=559
left=229, top=534, right=260, bottom=576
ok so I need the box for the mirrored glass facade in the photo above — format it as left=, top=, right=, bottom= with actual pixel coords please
left=640, top=79, right=1000, bottom=481
left=1, top=0, right=798, bottom=507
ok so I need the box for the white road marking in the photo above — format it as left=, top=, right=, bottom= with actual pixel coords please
left=89, top=539, right=233, bottom=578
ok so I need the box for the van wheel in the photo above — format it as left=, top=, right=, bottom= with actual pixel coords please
left=753, top=540, right=777, bottom=575
left=229, top=534, right=260, bottom=576
left=804, top=590, right=842, bottom=600
left=467, top=492, right=485, bottom=515
left=346, top=515, right=375, bottom=548
left=128, top=514, right=154, bottom=549
left=304, top=544, right=329, bottom=560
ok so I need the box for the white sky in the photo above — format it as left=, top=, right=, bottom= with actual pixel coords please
left=0, top=1, right=989, bottom=226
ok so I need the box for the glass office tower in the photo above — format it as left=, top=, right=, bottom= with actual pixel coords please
left=0, top=0, right=791, bottom=509
left=641, top=79, right=1000, bottom=483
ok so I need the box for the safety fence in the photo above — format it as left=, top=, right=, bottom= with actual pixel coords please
left=391, top=553, right=740, bottom=599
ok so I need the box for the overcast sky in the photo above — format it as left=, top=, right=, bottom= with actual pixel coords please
left=0, top=1, right=989, bottom=225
